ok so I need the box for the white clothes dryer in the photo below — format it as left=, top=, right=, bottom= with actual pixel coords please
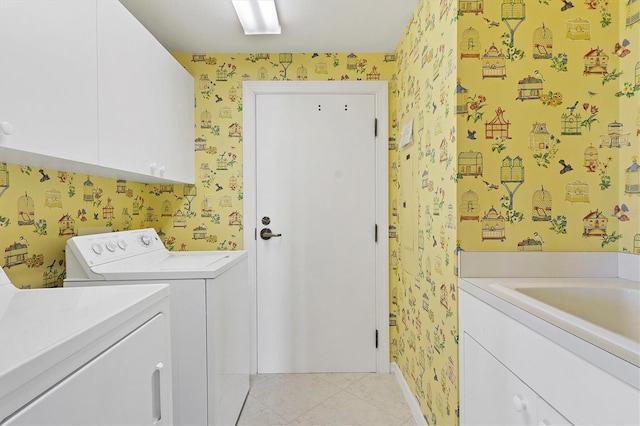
left=64, top=228, right=249, bottom=426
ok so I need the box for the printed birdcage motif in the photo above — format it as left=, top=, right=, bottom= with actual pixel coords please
left=501, top=0, right=525, bottom=19
left=195, top=135, right=207, bottom=151
left=634, top=233, right=640, bottom=254
left=347, top=53, right=358, bottom=70
left=229, top=175, right=238, bottom=190
left=216, top=67, right=228, bottom=82
left=173, top=210, right=187, bottom=228
left=229, top=211, right=242, bottom=226
left=482, top=44, right=507, bottom=79
left=628, top=0, right=640, bottom=27
left=4, top=241, right=28, bottom=268
left=517, top=237, right=542, bottom=251
left=422, top=169, right=430, bottom=189
left=439, top=139, right=448, bottom=163
left=516, top=76, right=543, bottom=101
left=103, top=198, right=115, bottom=220
left=367, top=66, right=381, bottom=81
left=258, top=67, right=269, bottom=80
left=201, top=198, right=213, bottom=217
left=43, top=269, right=57, bottom=288
left=219, top=106, right=232, bottom=119
left=600, top=121, right=630, bottom=148
left=460, top=27, right=481, bottom=59
left=455, top=80, right=469, bottom=114
left=116, top=180, right=126, bottom=194
left=500, top=156, right=524, bottom=182
left=192, top=54, right=205, bottom=62
left=83, top=178, right=94, bottom=202
left=458, top=0, right=484, bottom=14
left=635, top=61, right=640, bottom=85
left=528, top=122, right=551, bottom=151
left=228, top=86, right=238, bottom=102
left=565, top=181, right=590, bottom=203
left=159, top=184, right=174, bottom=193
left=17, top=192, right=35, bottom=225
left=485, top=107, right=511, bottom=139
left=217, top=155, right=228, bottom=171
left=193, top=225, right=207, bottom=240
left=583, top=210, right=608, bottom=237
left=561, top=112, right=582, bottom=135
left=161, top=200, right=172, bottom=217
left=200, top=110, right=212, bottom=128
left=458, top=151, right=483, bottom=177
left=583, top=47, right=608, bottom=75
left=446, top=204, right=455, bottom=228
left=583, top=144, right=598, bottom=172
left=315, top=62, right=328, bottom=74
left=533, top=23, right=553, bottom=59
left=228, top=123, right=242, bottom=138
left=481, top=206, right=506, bottom=241
left=200, top=163, right=211, bottom=180
left=44, top=189, right=62, bottom=208
left=567, top=18, right=591, bottom=40
left=0, top=163, right=8, bottom=197
left=219, top=195, right=232, bottom=207
left=297, top=64, right=308, bottom=80
left=58, top=214, right=75, bottom=236
left=532, top=186, right=552, bottom=221
left=145, top=207, right=157, bottom=222
left=199, top=74, right=212, bottom=91
left=460, top=190, right=480, bottom=221
left=625, top=159, right=640, bottom=194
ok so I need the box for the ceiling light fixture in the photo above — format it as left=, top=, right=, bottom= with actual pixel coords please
left=231, top=0, right=281, bottom=35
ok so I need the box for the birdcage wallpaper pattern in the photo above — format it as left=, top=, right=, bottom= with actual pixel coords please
left=367, top=66, right=381, bottom=80
left=200, top=110, right=212, bottom=128
left=500, top=156, right=524, bottom=182
left=634, top=234, right=640, bottom=254
left=460, top=27, right=481, bottom=59
left=199, top=74, right=212, bottom=91
left=161, top=200, right=172, bottom=217
left=17, top=192, right=35, bottom=225
left=83, top=178, right=94, bottom=202
left=193, top=225, right=207, bottom=240
left=532, top=23, right=553, bottom=59
left=532, top=186, right=552, bottom=221
left=482, top=45, right=507, bottom=79
left=102, top=198, right=115, bottom=220
left=599, top=121, right=630, bottom=148
left=528, top=122, right=551, bottom=151
left=583, top=144, right=598, bottom=172
left=561, top=112, right=582, bottom=135
left=297, top=64, right=308, bottom=80
left=516, top=76, right=543, bottom=101
left=636, top=61, right=640, bottom=85
left=0, top=163, right=8, bottom=197
left=566, top=18, right=591, bottom=40
left=565, top=181, right=590, bottom=203
left=582, top=210, right=608, bottom=237
left=460, top=190, right=480, bottom=221
left=44, top=189, right=62, bottom=208
left=173, top=210, right=187, bottom=228
left=583, top=47, right=609, bottom=75
left=628, top=0, right=640, bottom=27
left=455, top=81, right=469, bottom=114
left=458, top=0, right=484, bottom=14
left=4, top=241, right=28, bottom=268
left=625, top=159, right=640, bottom=195
left=258, top=67, right=269, bottom=80
left=458, top=151, right=483, bottom=177
left=481, top=206, right=506, bottom=241
left=485, top=107, right=511, bottom=139
left=195, top=135, right=207, bottom=151
left=501, top=0, right=525, bottom=20
left=58, top=214, right=75, bottom=237
left=201, top=199, right=213, bottom=217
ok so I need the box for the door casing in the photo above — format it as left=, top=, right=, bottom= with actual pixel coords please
left=243, top=81, right=389, bottom=374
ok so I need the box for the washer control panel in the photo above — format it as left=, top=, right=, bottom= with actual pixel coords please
left=67, top=229, right=164, bottom=266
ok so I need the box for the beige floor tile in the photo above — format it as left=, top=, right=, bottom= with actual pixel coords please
left=289, top=390, right=407, bottom=426
left=314, top=372, right=369, bottom=389
left=344, top=374, right=414, bottom=421
left=237, top=395, right=288, bottom=426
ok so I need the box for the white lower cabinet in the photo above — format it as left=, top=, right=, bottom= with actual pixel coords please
left=463, top=335, right=570, bottom=426
left=460, top=288, right=640, bottom=426
left=4, top=314, right=171, bottom=426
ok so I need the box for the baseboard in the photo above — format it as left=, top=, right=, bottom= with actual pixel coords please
left=390, top=362, right=427, bottom=425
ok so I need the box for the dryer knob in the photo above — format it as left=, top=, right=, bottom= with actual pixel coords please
left=106, top=242, right=117, bottom=252
left=91, top=244, right=103, bottom=255
left=140, top=235, right=152, bottom=246
left=117, top=240, right=127, bottom=250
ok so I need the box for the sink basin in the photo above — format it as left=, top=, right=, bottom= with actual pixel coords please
left=515, top=287, right=640, bottom=344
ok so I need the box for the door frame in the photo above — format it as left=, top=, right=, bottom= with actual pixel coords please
left=243, top=81, right=389, bottom=374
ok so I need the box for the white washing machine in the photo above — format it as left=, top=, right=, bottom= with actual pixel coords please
left=64, top=228, right=250, bottom=426
left=0, top=267, right=172, bottom=425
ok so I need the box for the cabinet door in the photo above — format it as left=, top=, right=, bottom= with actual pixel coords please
left=537, top=399, right=572, bottom=426
left=97, top=0, right=194, bottom=183
left=462, top=334, right=538, bottom=426
left=0, top=0, right=98, bottom=164
left=5, top=313, right=172, bottom=425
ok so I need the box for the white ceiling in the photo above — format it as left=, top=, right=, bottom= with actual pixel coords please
left=119, top=0, right=419, bottom=53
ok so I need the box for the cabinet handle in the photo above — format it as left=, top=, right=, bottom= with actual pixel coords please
left=538, top=421, right=551, bottom=426
left=152, top=362, right=164, bottom=423
left=512, top=394, right=527, bottom=412
left=0, top=121, right=13, bottom=135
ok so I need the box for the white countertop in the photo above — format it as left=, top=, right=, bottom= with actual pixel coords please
left=0, top=275, right=170, bottom=421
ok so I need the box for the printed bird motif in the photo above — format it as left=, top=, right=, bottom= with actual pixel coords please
left=483, top=17, right=500, bottom=28
left=612, top=204, right=630, bottom=221
left=467, top=129, right=477, bottom=140
left=533, top=70, right=545, bottom=82
left=560, top=0, right=574, bottom=11
left=482, top=180, right=499, bottom=191
left=38, top=169, right=50, bottom=182
left=532, top=232, right=544, bottom=244
left=559, top=159, right=573, bottom=174
left=566, top=100, right=579, bottom=113
left=587, top=91, right=597, bottom=97
left=46, top=259, right=56, bottom=271
left=613, top=39, right=631, bottom=58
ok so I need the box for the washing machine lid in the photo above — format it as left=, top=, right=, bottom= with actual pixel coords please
left=0, top=283, right=169, bottom=422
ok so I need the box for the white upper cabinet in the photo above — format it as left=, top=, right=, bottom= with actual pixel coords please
left=0, top=0, right=194, bottom=184
left=0, top=0, right=99, bottom=166
left=97, top=0, right=194, bottom=184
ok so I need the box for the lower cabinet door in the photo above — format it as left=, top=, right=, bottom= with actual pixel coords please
left=537, top=398, right=572, bottom=426
left=463, top=334, right=539, bottom=426
left=5, top=314, right=171, bottom=426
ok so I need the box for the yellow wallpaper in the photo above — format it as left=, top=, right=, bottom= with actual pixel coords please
left=456, top=0, right=640, bottom=253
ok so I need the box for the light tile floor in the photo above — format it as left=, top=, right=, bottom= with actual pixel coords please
left=237, top=373, right=416, bottom=425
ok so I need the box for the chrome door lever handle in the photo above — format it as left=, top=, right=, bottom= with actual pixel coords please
left=260, top=228, right=282, bottom=240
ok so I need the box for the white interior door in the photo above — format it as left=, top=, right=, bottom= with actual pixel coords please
left=255, top=92, right=378, bottom=373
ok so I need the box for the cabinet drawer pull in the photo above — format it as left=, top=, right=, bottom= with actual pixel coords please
left=512, top=394, right=527, bottom=412
left=152, top=362, right=164, bottom=423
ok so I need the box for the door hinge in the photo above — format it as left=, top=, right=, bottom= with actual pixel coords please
left=375, top=329, right=379, bottom=349
left=375, top=224, right=378, bottom=242
left=374, top=118, right=378, bottom=137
